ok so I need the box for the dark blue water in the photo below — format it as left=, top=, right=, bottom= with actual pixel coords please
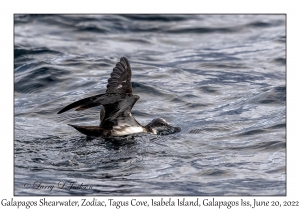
left=14, top=14, right=286, bottom=196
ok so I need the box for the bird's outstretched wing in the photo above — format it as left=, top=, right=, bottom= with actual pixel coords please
left=58, top=94, right=140, bottom=129
left=57, top=93, right=135, bottom=114
left=57, top=94, right=104, bottom=114
left=106, top=57, right=132, bottom=94
left=57, top=57, right=140, bottom=130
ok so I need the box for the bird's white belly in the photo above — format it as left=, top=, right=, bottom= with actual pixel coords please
left=112, top=126, right=144, bottom=136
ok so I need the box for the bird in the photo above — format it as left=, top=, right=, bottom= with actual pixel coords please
left=57, top=57, right=181, bottom=138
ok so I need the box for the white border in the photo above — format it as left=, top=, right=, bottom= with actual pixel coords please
left=2, top=0, right=297, bottom=209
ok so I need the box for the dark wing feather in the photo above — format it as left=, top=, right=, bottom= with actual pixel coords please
left=57, top=94, right=104, bottom=114
left=106, top=57, right=132, bottom=94
left=57, top=94, right=126, bottom=114
left=58, top=93, right=140, bottom=130
left=100, top=95, right=140, bottom=129
left=100, top=105, right=105, bottom=122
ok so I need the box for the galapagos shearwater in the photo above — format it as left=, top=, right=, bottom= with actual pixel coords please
left=57, top=57, right=181, bottom=138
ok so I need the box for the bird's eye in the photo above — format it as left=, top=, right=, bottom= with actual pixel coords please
left=160, top=123, right=164, bottom=126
